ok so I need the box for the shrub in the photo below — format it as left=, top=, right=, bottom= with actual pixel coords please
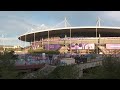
left=81, top=56, right=120, bottom=79
left=0, top=51, right=19, bottom=79
left=47, top=65, right=79, bottom=79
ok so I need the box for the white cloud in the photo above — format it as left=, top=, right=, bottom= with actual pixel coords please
left=100, top=11, right=120, bottom=22
left=0, top=12, right=36, bottom=46
left=0, top=14, right=38, bottom=36
left=0, top=12, right=49, bottom=47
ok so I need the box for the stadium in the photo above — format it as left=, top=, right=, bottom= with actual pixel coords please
left=18, top=18, right=120, bottom=55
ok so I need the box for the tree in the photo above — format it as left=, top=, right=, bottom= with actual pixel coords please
left=0, top=51, right=19, bottom=79
left=47, top=65, right=79, bottom=79
left=81, top=56, right=120, bottom=79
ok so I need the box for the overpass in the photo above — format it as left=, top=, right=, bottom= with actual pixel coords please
left=21, top=59, right=103, bottom=79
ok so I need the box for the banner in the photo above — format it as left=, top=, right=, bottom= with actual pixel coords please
left=45, top=44, right=61, bottom=50
left=70, top=43, right=95, bottom=50
left=106, top=44, right=120, bottom=49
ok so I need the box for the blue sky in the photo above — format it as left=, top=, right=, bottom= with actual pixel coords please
left=0, top=11, right=120, bottom=47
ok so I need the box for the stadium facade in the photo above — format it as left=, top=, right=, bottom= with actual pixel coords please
left=18, top=18, right=120, bottom=55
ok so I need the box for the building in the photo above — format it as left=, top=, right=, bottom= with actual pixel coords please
left=18, top=18, right=120, bottom=55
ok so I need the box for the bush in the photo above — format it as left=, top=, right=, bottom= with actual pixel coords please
left=0, top=51, right=19, bottom=79
left=81, top=56, right=120, bottom=79
left=47, top=65, right=79, bottom=79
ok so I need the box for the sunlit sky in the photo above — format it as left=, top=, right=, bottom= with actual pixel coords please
left=0, top=11, right=120, bottom=47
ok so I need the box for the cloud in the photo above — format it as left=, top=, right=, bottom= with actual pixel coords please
left=100, top=11, right=120, bottom=22
left=0, top=12, right=36, bottom=46
left=0, top=13, right=38, bottom=37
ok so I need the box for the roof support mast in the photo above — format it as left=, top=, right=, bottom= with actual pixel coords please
left=64, top=17, right=72, bottom=54
left=96, top=16, right=101, bottom=54
left=65, top=17, right=67, bottom=28
left=96, top=17, right=101, bottom=38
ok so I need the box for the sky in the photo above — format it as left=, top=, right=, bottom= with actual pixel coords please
left=0, top=11, right=120, bottom=47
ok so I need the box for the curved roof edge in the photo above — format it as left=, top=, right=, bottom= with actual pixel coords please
left=19, top=26, right=120, bottom=37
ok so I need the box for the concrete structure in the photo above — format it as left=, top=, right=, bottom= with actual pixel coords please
left=18, top=18, right=120, bottom=54
left=60, top=58, right=75, bottom=65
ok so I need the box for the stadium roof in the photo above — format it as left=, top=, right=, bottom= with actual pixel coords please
left=18, top=26, right=120, bottom=42
left=18, top=17, right=120, bottom=42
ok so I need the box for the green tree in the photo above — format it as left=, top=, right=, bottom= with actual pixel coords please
left=47, top=65, right=79, bottom=79
left=81, top=56, right=120, bottom=79
left=0, top=51, right=19, bottom=79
